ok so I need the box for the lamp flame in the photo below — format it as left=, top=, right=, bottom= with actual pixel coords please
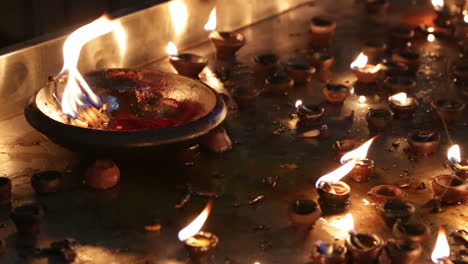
left=58, top=16, right=121, bottom=117
left=167, top=41, right=178, bottom=57
left=350, top=52, right=368, bottom=70
left=340, top=137, right=376, bottom=164
left=389, top=92, right=408, bottom=105
left=178, top=200, right=213, bottom=241
left=431, top=227, right=450, bottom=263
left=432, top=0, right=444, bottom=9
left=427, top=33, right=436, bottom=42
left=465, top=15, right=468, bottom=23
left=447, top=144, right=461, bottom=164
left=295, top=100, right=303, bottom=108
left=358, top=96, right=366, bottom=104
left=204, top=8, right=217, bottom=31
left=342, top=213, right=355, bottom=234
left=315, top=160, right=357, bottom=187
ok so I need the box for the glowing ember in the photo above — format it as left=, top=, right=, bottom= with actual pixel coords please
left=350, top=52, right=368, bottom=70
left=58, top=16, right=122, bottom=118
left=167, top=41, right=178, bottom=56
left=447, top=144, right=461, bottom=164
left=431, top=227, right=450, bottom=263
left=389, top=92, right=408, bottom=105
left=340, top=137, right=376, bottom=164
left=427, top=34, right=436, bottom=42
left=358, top=96, right=366, bottom=104
left=204, top=8, right=217, bottom=31
left=295, top=100, right=303, bottom=108
left=315, top=160, right=357, bottom=187
left=178, top=200, right=213, bottom=241
left=431, top=0, right=444, bottom=9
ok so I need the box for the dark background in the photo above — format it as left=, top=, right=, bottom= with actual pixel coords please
left=0, top=0, right=167, bottom=51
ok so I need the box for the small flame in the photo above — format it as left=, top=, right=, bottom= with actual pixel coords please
left=431, top=227, right=451, bottom=263
left=295, top=100, right=303, bottom=108
left=358, top=96, right=366, bottom=104
left=178, top=200, right=213, bottom=241
left=315, top=160, right=357, bottom=187
left=432, top=0, right=444, bottom=9
left=340, top=137, right=376, bottom=164
left=428, top=27, right=435, bottom=33
left=427, top=33, right=436, bottom=42
left=342, top=213, right=355, bottom=234
left=350, top=52, right=368, bottom=70
left=167, top=41, right=178, bottom=56
left=204, top=8, right=217, bottom=31
left=389, top=92, right=408, bottom=105
left=59, top=16, right=121, bottom=117
left=464, top=15, right=468, bottom=23
left=447, top=144, right=461, bottom=164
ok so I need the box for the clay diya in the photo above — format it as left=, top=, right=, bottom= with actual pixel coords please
left=286, top=61, right=316, bottom=84
left=345, top=233, right=384, bottom=263
left=365, top=0, right=390, bottom=13
left=309, top=51, right=335, bottom=72
left=366, top=108, right=393, bottom=131
left=209, top=31, right=246, bottom=59
left=451, top=159, right=468, bottom=179
left=288, top=199, right=322, bottom=228
left=309, top=16, right=336, bottom=47
left=265, top=73, right=294, bottom=95
left=431, top=98, right=466, bottom=123
left=322, top=83, right=350, bottom=104
left=389, top=27, right=415, bottom=48
left=367, top=185, right=406, bottom=204
left=392, top=219, right=431, bottom=243
left=317, top=181, right=351, bottom=215
left=253, top=53, right=279, bottom=79
left=392, top=49, right=420, bottom=73
left=10, top=203, right=45, bottom=237
left=184, top=231, right=219, bottom=263
left=379, top=200, right=415, bottom=227
left=384, top=239, right=422, bottom=264
left=31, top=170, right=64, bottom=194
left=312, top=241, right=348, bottom=264
left=432, top=174, right=468, bottom=204
left=362, top=40, right=387, bottom=62
left=296, top=103, right=325, bottom=124
left=407, top=130, right=440, bottom=156
left=348, top=159, right=375, bottom=182
left=388, top=92, right=418, bottom=119
left=169, top=54, right=208, bottom=79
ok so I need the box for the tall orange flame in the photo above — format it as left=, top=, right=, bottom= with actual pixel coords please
left=340, top=137, right=376, bottom=164
left=167, top=41, right=178, bottom=56
left=315, top=160, right=357, bottom=187
left=204, top=8, right=217, bottom=31
left=178, top=200, right=213, bottom=241
left=432, top=0, right=444, bottom=9
left=59, top=16, right=122, bottom=117
left=431, top=227, right=450, bottom=263
left=350, top=52, right=368, bottom=70
left=447, top=144, right=461, bottom=164
left=389, top=92, right=408, bottom=105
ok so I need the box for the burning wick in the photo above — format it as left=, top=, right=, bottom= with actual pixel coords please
left=447, top=144, right=461, bottom=164
left=389, top=92, right=408, bottom=105
left=351, top=52, right=381, bottom=83
left=428, top=33, right=436, bottom=42
left=447, top=144, right=468, bottom=178
left=350, top=52, right=368, bottom=70
left=358, top=96, right=367, bottom=104
left=431, top=0, right=444, bottom=11
left=167, top=41, right=178, bottom=57
left=431, top=227, right=451, bottom=264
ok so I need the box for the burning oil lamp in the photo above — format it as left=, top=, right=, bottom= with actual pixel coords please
left=431, top=227, right=453, bottom=264
left=179, top=200, right=218, bottom=263
left=0, top=177, right=11, bottom=206
left=393, top=219, right=431, bottom=243
left=379, top=200, right=416, bottom=227
left=31, top=171, right=64, bottom=194
left=253, top=53, right=279, bottom=79
left=431, top=99, right=466, bottom=123
left=389, top=92, right=418, bottom=119
left=311, top=240, right=348, bottom=264
left=286, top=60, right=316, bottom=84
left=384, top=239, right=422, bottom=264
left=309, top=16, right=336, bottom=48
left=365, top=0, right=390, bottom=13
left=340, top=137, right=376, bottom=182
left=84, top=159, right=120, bottom=190
left=362, top=40, right=386, bottom=63
left=432, top=174, right=468, bottom=204
left=384, top=75, right=416, bottom=93
left=447, top=144, right=468, bottom=179
left=392, top=49, right=420, bottom=73
left=295, top=100, right=325, bottom=124
left=265, top=72, right=294, bottom=95
left=367, top=185, right=406, bottom=204
left=407, top=130, right=440, bottom=155
left=345, top=214, right=384, bottom=263
left=167, top=42, right=208, bottom=79
left=10, top=203, right=45, bottom=237
left=389, top=27, right=415, bottom=48
left=366, top=108, right=393, bottom=131
left=350, top=52, right=382, bottom=83
left=287, top=199, right=322, bottom=228
left=333, top=139, right=360, bottom=160
left=322, top=84, right=350, bottom=104
left=205, top=8, right=246, bottom=59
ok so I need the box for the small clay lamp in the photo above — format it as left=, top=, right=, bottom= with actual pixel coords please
left=309, top=51, right=335, bottom=72
left=209, top=31, right=246, bottom=60
left=265, top=72, right=294, bottom=95
left=232, top=83, right=263, bottom=109
left=348, top=159, right=375, bottom=182
left=365, top=0, right=390, bottom=13
left=286, top=60, right=316, bottom=84
left=201, top=127, right=232, bottom=153
left=351, top=52, right=382, bottom=83
left=451, top=160, right=468, bottom=179
left=407, top=130, right=440, bottom=155
left=184, top=231, right=219, bottom=263
left=389, top=92, right=418, bottom=119
left=333, top=139, right=361, bottom=160
left=379, top=200, right=415, bottom=227
left=432, top=174, right=468, bottom=204
left=296, top=101, right=325, bottom=124
left=312, top=241, right=348, bottom=264
left=384, top=239, right=422, bottom=264
left=381, top=60, right=410, bottom=77
left=167, top=41, right=208, bottom=79
left=317, top=181, right=351, bottom=215
left=287, top=199, right=322, bottom=228
left=0, top=177, right=11, bottom=206
left=253, top=53, right=279, bottom=79
left=362, top=40, right=386, bottom=63
left=389, top=27, right=415, bottom=48
left=309, top=16, right=336, bottom=47
left=366, top=108, right=393, bottom=131
left=323, top=84, right=350, bottom=104
left=345, top=232, right=384, bottom=263
left=392, top=49, right=420, bottom=73
left=431, top=99, right=466, bottom=123
left=84, top=159, right=120, bottom=190
left=384, top=75, right=416, bottom=93
left=367, top=185, right=406, bottom=204
left=392, top=220, right=431, bottom=243
left=452, top=60, right=468, bottom=82
left=10, top=203, right=45, bottom=237
left=31, top=170, right=64, bottom=194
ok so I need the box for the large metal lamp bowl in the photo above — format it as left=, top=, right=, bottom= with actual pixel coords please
left=24, top=69, right=227, bottom=156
